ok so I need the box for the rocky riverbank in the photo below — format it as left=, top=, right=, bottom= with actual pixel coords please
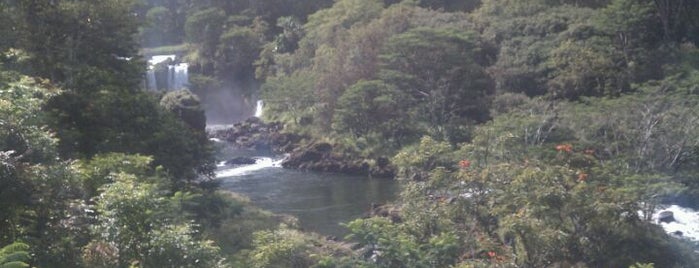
left=208, top=118, right=395, bottom=178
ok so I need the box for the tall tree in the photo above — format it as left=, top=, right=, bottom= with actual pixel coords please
left=379, top=27, right=494, bottom=142
left=15, top=0, right=143, bottom=92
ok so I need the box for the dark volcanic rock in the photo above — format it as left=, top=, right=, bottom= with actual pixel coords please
left=282, top=142, right=372, bottom=176
left=369, top=203, right=402, bottom=223
left=270, top=132, right=303, bottom=153
left=225, top=157, right=257, bottom=165
left=208, top=117, right=395, bottom=178
left=282, top=142, right=334, bottom=168
left=208, top=117, right=283, bottom=150
left=658, top=210, right=675, bottom=223
left=370, top=156, right=395, bottom=178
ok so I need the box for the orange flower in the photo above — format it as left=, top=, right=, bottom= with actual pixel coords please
left=487, top=251, right=497, bottom=258
left=578, top=172, right=588, bottom=182
left=555, top=144, right=573, bottom=152
left=459, top=160, right=471, bottom=169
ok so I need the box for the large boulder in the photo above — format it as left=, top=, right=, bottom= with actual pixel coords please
left=225, top=156, right=257, bottom=165
left=658, top=210, right=675, bottom=223
left=283, top=142, right=333, bottom=167
left=368, top=203, right=402, bottom=223
left=160, top=90, right=206, bottom=130
left=370, top=156, right=395, bottom=178
left=270, top=132, right=303, bottom=153
left=282, top=142, right=372, bottom=175
left=208, top=118, right=395, bottom=178
left=208, top=117, right=283, bottom=150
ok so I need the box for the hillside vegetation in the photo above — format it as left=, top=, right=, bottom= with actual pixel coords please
left=1, top=0, right=698, bottom=267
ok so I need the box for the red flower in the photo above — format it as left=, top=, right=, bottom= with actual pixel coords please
left=555, top=144, right=573, bottom=153
left=459, top=160, right=471, bottom=169
left=487, top=251, right=497, bottom=258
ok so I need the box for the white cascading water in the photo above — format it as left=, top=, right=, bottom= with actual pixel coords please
left=215, top=157, right=284, bottom=177
left=172, top=63, right=189, bottom=90
left=146, top=68, right=157, bottom=91
left=149, top=55, right=176, bottom=65
left=144, top=55, right=188, bottom=91
left=651, top=205, right=699, bottom=242
left=254, top=100, right=264, bottom=117
left=167, top=65, right=174, bottom=91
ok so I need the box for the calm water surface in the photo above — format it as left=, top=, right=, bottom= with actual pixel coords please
left=214, top=142, right=398, bottom=237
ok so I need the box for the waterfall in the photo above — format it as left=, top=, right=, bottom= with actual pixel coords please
left=167, top=65, right=174, bottom=91
left=254, top=100, right=264, bottom=117
left=145, top=55, right=188, bottom=91
left=172, top=63, right=189, bottom=90
left=146, top=68, right=157, bottom=91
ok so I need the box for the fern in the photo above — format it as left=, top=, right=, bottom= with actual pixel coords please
left=0, top=242, right=30, bottom=268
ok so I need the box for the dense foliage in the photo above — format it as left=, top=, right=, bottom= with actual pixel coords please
left=0, top=1, right=283, bottom=267
left=252, top=0, right=699, bottom=266
left=1, top=0, right=699, bottom=267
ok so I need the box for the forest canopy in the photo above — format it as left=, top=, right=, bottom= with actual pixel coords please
left=1, top=0, right=699, bottom=267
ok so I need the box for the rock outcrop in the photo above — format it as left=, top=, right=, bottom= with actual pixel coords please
left=208, top=117, right=283, bottom=150
left=225, top=156, right=257, bottom=165
left=208, top=117, right=395, bottom=178
left=281, top=142, right=371, bottom=176
left=658, top=210, right=675, bottom=223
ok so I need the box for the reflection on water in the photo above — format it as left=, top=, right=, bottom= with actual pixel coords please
left=215, top=145, right=398, bottom=237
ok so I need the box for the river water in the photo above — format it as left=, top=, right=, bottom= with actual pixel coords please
left=211, top=139, right=699, bottom=247
left=213, top=141, right=398, bottom=237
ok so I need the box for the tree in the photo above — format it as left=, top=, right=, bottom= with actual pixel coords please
left=273, top=16, right=303, bottom=53
left=594, top=0, right=665, bottom=82
left=14, top=0, right=143, bottom=92
left=185, top=8, right=226, bottom=74
left=649, top=0, right=699, bottom=43
left=346, top=132, right=698, bottom=267
left=215, top=26, right=263, bottom=81
left=142, top=6, right=178, bottom=47
left=333, top=80, right=417, bottom=151
left=547, top=36, right=628, bottom=99
left=0, top=76, right=89, bottom=267
left=90, top=173, right=223, bottom=267
left=300, top=0, right=385, bottom=128
left=477, top=4, right=597, bottom=97
left=260, top=71, right=317, bottom=127
left=379, top=27, right=494, bottom=142
left=245, top=226, right=352, bottom=268
left=45, top=89, right=215, bottom=188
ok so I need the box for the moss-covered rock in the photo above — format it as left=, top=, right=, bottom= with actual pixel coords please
left=160, top=90, right=206, bottom=130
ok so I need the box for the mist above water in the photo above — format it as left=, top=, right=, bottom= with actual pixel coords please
left=201, top=84, right=257, bottom=125
left=143, top=54, right=259, bottom=124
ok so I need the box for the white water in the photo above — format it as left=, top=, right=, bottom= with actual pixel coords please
left=254, top=100, right=264, bottom=117
left=146, top=68, right=157, bottom=91
left=171, top=63, right=189, bottom=90
left=145, top=55, right=188, bottom=91
left=149, top=54, right=176, bottom=65
left=215, top=157, right=284, bottom=177
left=652, top=205, right=699, bottom=242
left=167, top=65, right=174, bottom=91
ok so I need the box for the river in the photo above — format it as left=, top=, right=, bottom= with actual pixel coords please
left=213, top=140, right=398, bottom=237
left=211, top=138, right=699, bottom=248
